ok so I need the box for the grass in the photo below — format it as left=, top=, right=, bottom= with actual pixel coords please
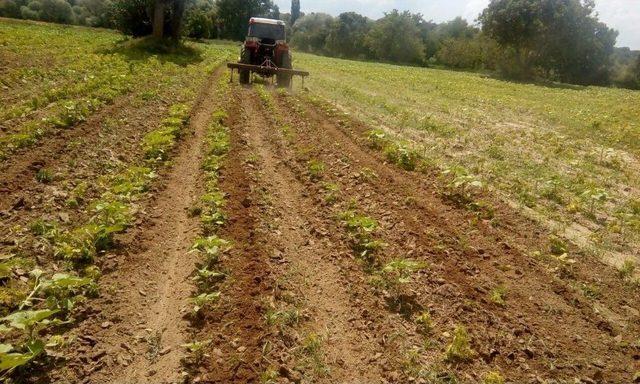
left=619, top=259, right=636, bottom=280
left=297, top=52, right=640, bottom=257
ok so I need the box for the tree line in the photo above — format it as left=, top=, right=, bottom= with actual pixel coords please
left=0, top=0, right=638, bottom=88
left=289, top=2, right=639, bottom=88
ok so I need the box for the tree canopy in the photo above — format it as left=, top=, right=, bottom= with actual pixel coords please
left=324, top=12, right=372, bottom=59
left=215, top=0, right=277, bottom=40
left=479, top=0, right=618, bottom=84
left=365, top=10, right=425, bottom=64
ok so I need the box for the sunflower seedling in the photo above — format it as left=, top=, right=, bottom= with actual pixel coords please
left=444, top=325, right=475, bottom=362
left=489, top=285, right=507, bottom=306
left=415, top=311, right=433, bottom=334
left=191, top=292, right=220, bottom=315
left=181, top=339, right=211, bottom=366
left=308, top=159, right=325, bottom=180
left=35, top=169, right=53, bottom=183
left=483, top=371, right=505, bottom=384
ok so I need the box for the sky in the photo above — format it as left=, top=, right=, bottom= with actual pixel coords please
left=273, top=0, right=640, bottom=49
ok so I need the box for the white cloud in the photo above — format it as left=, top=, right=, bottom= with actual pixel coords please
left=594, top=0, right=640, bottom=49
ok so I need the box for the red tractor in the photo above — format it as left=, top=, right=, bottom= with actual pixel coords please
left=227, top=17, right=308, bottom=87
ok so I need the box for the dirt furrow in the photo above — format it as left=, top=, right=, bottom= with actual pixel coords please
left=196, top=87, right=272, bottom=383
left=48, top=70, right=224, bottom=384
left=269, top=91, right=640, bottom=382
left=0, top=93, right=140, bottom=200
left=236, top=87, right=387, bottom=382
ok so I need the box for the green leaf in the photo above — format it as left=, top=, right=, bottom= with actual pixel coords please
left=0, top=263, right=12, bottom=279
left=46, top=273, right=92, bottom=289
left=0, top=352, right=33, bottom=371
left=1, top=309, right=59, bottom=330
left=0, top=344, right=12, bottom=354
left=0, top=339, right=44, bottom=371
left=26, top=339, right=44, bottom=355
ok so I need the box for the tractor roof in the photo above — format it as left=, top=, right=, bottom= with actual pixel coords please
left=249, top=17, right=285, bottom=26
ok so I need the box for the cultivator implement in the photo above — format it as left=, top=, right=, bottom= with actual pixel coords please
left=227, top=62, right=309, bottom=88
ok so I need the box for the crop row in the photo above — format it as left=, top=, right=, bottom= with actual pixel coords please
left=181, top=77, right=232, bottom=375
left=295, top=53, right=640, bottom=257
left=267, top=89, right=513, bottom=382
left=305, top=93, right=640, bottom=283
left=0, top=20, right=236, bottom=162
left=0, top=103, right=191, bottom=378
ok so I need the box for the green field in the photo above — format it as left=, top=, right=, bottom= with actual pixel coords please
left=1, top=19, right=639, bottom=382
left=0, top=19, right=236, bottom=159
left=297, top=53, right=640, bottom=262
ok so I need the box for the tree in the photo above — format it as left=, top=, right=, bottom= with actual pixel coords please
left=290, top=0, right=299, bottom=25
left=151, top=0, right=185, bottom=39
left=38, top=0, right=73, bottom=23
left=479, top=0, right=618, bottom=84
left=324, top=12, right=372, bottom=59
left=183, top=0, right=216, bottom=39
left=151, top=0, right=165, bottom=38
left=109, top=0, right=186, bottom=39
left=423, top=17, right=477, bottom=60
left=289, top=12, right=333, bottom=53
left=110, top=0, right=152, bottom=37
left=216, top=0, right=276, bottom=40
left=1, top=0, right=29, bottom=18
left=365, top=10, right=425, bottom=64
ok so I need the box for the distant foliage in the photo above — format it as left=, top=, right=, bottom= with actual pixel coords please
left=215, top=0, right=278, bottom=41
left=1, top=0, right=110, bottom=26
left=436, top=38, right=475, bottom=69
left=183, top=0, right=217, bottom=39
left=364, top=10, right=425, bottom=64
left=109, top=0, right=150, bottom=37
left=479, top=0, right=618, bottom=84
left=324, top=12, right=372, bottom=59
left=289, top=12, right=333, bottom=54
left=610, top=47, right=640, bottom=89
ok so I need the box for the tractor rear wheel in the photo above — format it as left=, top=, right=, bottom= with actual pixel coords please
left=277, top=52, right=292, bottom=88
left=239, top=49, right=250, bottom=85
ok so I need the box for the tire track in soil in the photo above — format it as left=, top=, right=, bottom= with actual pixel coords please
left=271, top=92, right=640, bottom=382
left=52, top=69, right=225, bottom=384
left=233, top=86, right=386, bottom=383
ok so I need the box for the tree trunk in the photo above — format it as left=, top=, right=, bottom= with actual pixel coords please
left=169, top=0, right=185, bottom=40
left=152, top=0, right=165, bottom=39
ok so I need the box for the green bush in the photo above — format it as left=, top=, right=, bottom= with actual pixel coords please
left=184, top=8, right=215, bottom=39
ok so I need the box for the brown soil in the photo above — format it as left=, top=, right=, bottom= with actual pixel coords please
left=40, top=70, right=224, bottom=383
left=268, top=90, right=640, bottom=383
left=5, top=76, right=638, bottom=384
